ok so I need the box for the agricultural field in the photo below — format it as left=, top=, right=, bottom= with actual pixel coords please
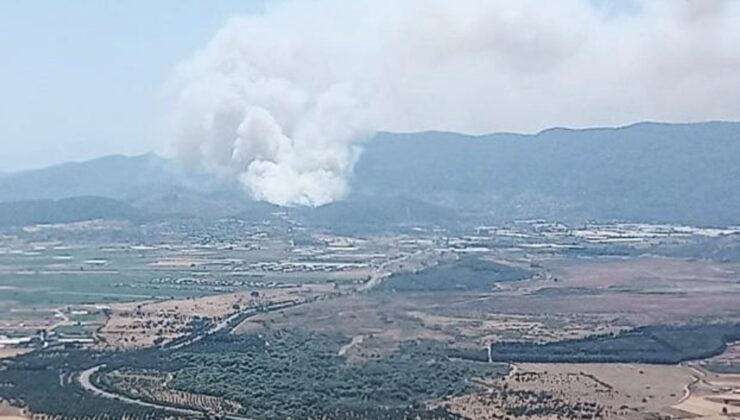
left=3, top=221, right=740, bottom=419
left=99, top=282, right=336, bottom=350
left=0, top=228, right=389, bottom=347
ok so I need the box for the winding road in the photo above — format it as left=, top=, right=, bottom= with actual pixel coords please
left=77, top=364, right=255, bottom=420
left=358, top=249, right=432, bottom=291
left=166, top=307, right=257, bottom=350
left=73, top=249, right=433, bottom=417
left=74, top=301, right=305, bottom=418
left=78, top=365, right=203, bottom=417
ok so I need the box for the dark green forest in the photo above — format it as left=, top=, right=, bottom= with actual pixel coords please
left=485, top=323, right=740, bottom=364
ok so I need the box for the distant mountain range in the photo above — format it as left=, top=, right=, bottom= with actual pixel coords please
left=0, top=196, right=142, bottom=227
left=0, top=154, right=237, bottom=203
left=1, top=121, right=739, bottom=228
left=354, top=122, right=740, bottom=226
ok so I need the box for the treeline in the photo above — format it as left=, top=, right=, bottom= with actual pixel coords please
left=487, top=323, right=740, bottom=364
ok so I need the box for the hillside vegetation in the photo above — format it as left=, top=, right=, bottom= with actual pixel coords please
left=3, top=122, right=740, bottom=226
left=355, top=122, right=740, bottom=225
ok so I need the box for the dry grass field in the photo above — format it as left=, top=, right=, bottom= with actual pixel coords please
left=0, top=402, right=28, bottom=420
left=99, top=282, right=335, bottom=349
left=547, top=257, right=740, bottom=291
left=433, top=363, right=696, bottom=419
left=449, top=256, right=740, bottom=326
left=673, top=366, right=740, bottom=419
left=232, top=292, right=626, bottom=363
left=232, top=256, right=740, bottom=364
left=234, top=294, right=450, bottom=360
left=0, top=348, right=32, bottom=360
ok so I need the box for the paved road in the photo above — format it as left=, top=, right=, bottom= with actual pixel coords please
left=167, top=308, right=257, bottom=350
left=74, top=277, right=370, bottom=417
left=358, top=250, right=428, bottom=291
left=76, top=302, right=302, bottom=418
left=167, top=300, right=302, bottom=351
left=77, top=364, right=254, bottom=420
left=78, top=365, right=203, bottom=416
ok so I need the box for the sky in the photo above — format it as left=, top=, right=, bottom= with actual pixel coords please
left=1, top=0, right=740, bottom=180
left=0, top=0, right=268, bottom=171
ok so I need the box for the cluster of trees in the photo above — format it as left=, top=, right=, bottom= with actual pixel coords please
left=0, top=329, right=486, bottom=419
left=499, top=388, right=604, bottom=419
left=376, top=256, right=531, bottom=292
left=443, top=378, right=612, bottom=419
left=306, top=407, right=466, bottom=419
left=487, top=323, right=740, bottom=364
left=479, top=385, right=606, bottom=419
left=0, top=350, right=167, bottom=419
left=168, top=329, right=507, bottom=419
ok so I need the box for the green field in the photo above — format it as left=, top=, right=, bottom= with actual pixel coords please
left=1, top=247, right=229, bottom=310
left=0, top=271, right=226, bottom=308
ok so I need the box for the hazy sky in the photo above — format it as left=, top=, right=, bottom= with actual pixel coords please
left=0, top=0, right=267, bottom=171
left=2, top=0, right=740, bottom=176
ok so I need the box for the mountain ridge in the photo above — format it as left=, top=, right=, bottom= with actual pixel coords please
left=2, top=121, right=739, bottom=227
left=0, top=196, right=143, bottom=227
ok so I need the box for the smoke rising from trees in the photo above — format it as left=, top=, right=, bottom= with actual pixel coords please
left=164, top=0, right=740, bottom=206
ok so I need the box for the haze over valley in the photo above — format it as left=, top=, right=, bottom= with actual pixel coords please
left=2, top=1, right=740, bottom=420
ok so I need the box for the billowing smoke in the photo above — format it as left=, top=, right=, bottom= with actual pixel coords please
left=164, top=0, right=740, bottom=206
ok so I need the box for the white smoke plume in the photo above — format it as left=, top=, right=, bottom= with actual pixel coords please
left=164, top=0, right=740, bottom=206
